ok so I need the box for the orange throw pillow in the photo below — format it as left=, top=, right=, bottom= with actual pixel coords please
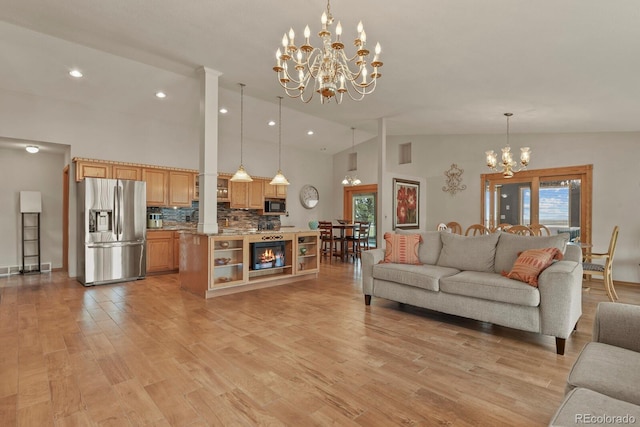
left=381, top=232, right=422, bottom=265
left=502, top=247, right=563, bottom=287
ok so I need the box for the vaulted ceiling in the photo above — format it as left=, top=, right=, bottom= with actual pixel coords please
left=2, top=0, right=640, bottom=154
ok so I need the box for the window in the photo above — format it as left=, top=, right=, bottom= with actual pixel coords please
left=482, top=165, right=592, bottom=244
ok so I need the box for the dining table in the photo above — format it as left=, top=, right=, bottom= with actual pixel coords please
left=331, top=223, right=358, bottom=262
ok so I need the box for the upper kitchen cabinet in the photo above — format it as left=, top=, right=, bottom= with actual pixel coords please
left=229, top=179, right=263, bottom=209
left=264, top=183, right=287, bottom=199
left=113, top=165, right=142, bottom=181
left=169, top=171, right=193, bottom=207
left=217, top=175, right=230, bottom=203
left=193, top=173, right=200, bottom=201
left=143, top=168, right=169, bottom=207
left=75, top=160, right=112, bottom=181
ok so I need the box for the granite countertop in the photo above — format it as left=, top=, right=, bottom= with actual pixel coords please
left=182, top=226, right=317, bottom=236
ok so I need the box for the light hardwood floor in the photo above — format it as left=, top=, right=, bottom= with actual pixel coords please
left=0, top=263, right=638, bottom=426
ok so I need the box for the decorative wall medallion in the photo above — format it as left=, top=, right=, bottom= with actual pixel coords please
left=442, top=163, right=467, bottom=195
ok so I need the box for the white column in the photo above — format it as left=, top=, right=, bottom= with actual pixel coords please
left=377, top=117, right=387, bottom=247
left=196, top=66, right=223, bottom=234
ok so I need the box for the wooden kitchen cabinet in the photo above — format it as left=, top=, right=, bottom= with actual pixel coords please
left=113, top=165, right=142, bottom=180
left=193, top=173, right=200, bottom=201
left=142, top=168, right=169, bottom=207
left=229, top=179, right=263, bottom=209
left=217, top=175, right=230, bottom=202
left=264, top=182, right=287, bottom=199
left=169, top=171, right=193, bottom=207
left=147, top=230, right=174, bottom=273
left=173, top=231, right=181, bottom=269
left=75, top=160, right=112, bottom=181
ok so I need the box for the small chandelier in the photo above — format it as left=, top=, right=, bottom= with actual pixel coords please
left=342, top=127, right=361, bottom=186
left=230, top=83, right=253, bottom=182
left=270, top=96, right=290, bottom=186
left=485, top=113, right=531, bottom=178
left=273, top=0, right=383, bottom=104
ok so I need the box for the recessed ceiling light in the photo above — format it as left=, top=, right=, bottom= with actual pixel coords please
left=219, top=108, right=228, bottom=114
left=268, top=120, right=276, bottom=126
left=26, top=145, right=39, bottom=154
left=69, top=69, right=83, bottom=78
left=155, top=91, right=167, bottom=99
left=307, top=130, right=314, bottom=136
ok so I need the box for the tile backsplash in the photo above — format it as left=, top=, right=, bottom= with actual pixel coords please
left=147, top=201, right=281, bottom=230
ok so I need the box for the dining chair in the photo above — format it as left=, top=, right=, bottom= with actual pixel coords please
left=437, top=223, right=447, bottom=231
left=505, top=225, right=533, bottom=236
left=346, top=221, right=370, bottom=261
left=318, top=221, right=334, bottom=264
left=465, top=224, right=491, bottom=236
left=446, top=221, right=462, bottom=235
left=583, top=226, right=619, bottom=302
left=529, top=223, right=551, bottom=236
left=493, top=223, right=512, bottom=232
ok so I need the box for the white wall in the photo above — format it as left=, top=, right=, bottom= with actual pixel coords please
left=0, top=86, right=334, bottom=276
left=0, top=145, right=65, bottom=269
left=335, top=132, right=640, bottom=283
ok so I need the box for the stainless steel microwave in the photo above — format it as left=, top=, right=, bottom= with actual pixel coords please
left=264, top=200, right=286, bottom=213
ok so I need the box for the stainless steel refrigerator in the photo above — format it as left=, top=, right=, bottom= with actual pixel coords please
left=77, top=178, right=146, bottom=286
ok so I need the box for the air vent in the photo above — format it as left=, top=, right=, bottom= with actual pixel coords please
left=399, top=142, right=412, bottom=164
left=348, top=152, right=357, bottom=171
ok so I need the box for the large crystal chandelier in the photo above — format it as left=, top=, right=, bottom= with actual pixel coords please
left=485, top=113, right=531, bottom=178
left=273, top=0, right=383, bottom=104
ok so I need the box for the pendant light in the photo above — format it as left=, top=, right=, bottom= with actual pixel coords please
left=270, top=96, right=290, bottom=186
left=230, top=83, right=253, bottom=182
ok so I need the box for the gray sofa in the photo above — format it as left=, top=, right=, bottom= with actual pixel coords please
left=361, top=230, right=583, bottom=354
left=549, top=302, right=640, bottom=426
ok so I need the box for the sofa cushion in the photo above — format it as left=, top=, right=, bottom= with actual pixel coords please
left=567, top=342, right=640, bottom=406
left=382, top=232, right=422, bottom=265
left=494, top=232, right=569, bottom=274
left=372, top=263, right=459, bottom=292
left=549, top=387, right=640, bottom=427
left=502, top=247, right=564, bottom=287
left=437, top=232, right=500, bottom=273
left=440, top=271, right=541, bottom=306
left=398, top=230, right=442, bottom=265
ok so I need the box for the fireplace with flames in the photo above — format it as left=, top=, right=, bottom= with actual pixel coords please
left=251, top=241, right=286, bottom=270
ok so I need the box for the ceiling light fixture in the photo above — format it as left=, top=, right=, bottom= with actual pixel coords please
left=342, top=127, right=361, bottom=186
left=485, top=113, right=531, bottom=178
left=26, top=145, right=39, bottom=154
left=230, top=83, right=253, bottom=182
left=155, top=91, right=167, bottom=99
left=270, top=96, right=290, bottom=186
left=273, top=0, right=383, bottom=104
left=219, top=108, right=228, bottom=114
left=69, top=69, right=83, bottom=78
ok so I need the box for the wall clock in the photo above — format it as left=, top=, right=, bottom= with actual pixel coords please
left=299, top=184, right=319, bottom=209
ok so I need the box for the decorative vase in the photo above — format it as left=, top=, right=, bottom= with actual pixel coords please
left=308, top=220, right=319, bottom=230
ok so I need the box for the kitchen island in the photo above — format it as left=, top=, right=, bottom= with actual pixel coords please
left=179, top=228, right=320, bottom=298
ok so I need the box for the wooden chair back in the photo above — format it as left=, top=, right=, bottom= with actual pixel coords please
left=529, top=224, right=551, bottom=236
left=505, top=225, right=533, bottom=236
left=446, top=221, right=462, bottom=235
left=465, top=224, right=490, bottom=236
left=583, top=226, right=619, bottom=301
left=493, top=223, right=512, bottom=232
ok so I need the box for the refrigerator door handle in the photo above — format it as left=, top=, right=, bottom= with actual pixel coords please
left=87, top=240, right=145, bottom=249
left=113, top=185, right=118, bottom=237
left=116, top=183, right=123, bottom=239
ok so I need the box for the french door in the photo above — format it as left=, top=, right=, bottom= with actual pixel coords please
left=343, top=184, right=377, bottom=248
left=482, top=165, right=592, bottom=245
